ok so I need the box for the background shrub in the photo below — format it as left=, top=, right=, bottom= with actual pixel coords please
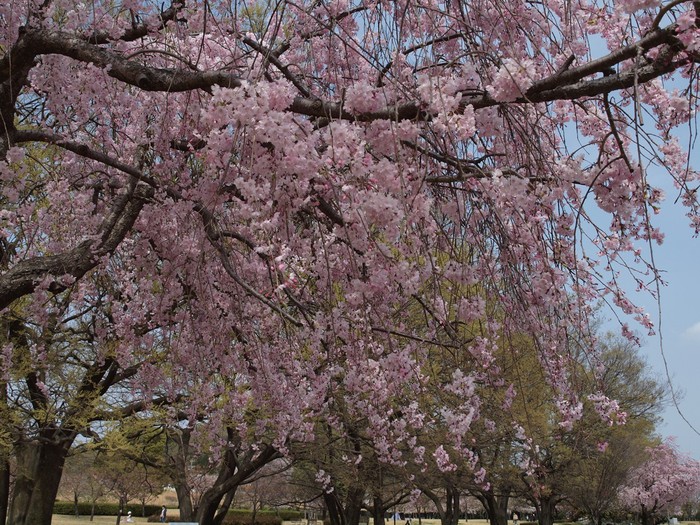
left=222, top=510, right=284, bottom=525
left=278, top=510, right=304, bottom=521
left=147, top=512, right=181, bottom=522
left=54, top=501, right=161, bottom=517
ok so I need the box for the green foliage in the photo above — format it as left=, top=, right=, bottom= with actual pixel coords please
left=147, top=507, right=180, bottom=523
left=147, top=512, right=181, bottom=522
left=222, top=511, right=283, bottom=525
left=53, top=500, right=161, bottom=517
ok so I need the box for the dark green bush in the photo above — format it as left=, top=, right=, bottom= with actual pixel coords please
left=222, top=510, right=283, bottom=525
left=278, top=510, right=304, bottom=521
left=54, top=500, right=161, bottom=517
left=147, top=512, right=181, bottom=522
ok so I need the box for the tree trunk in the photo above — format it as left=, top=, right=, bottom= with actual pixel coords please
left=175, top=481, right=195, bottom=521
left=7, top=438, right=72, bottom=525
left=323, top=487, right=364, bottom=525
left=0, top=382, right=10, bottom=525
left=640, top=508, right=653, bottom=525
left=372, top=496, right=386, bottom=525
left=74, top=490, right=80, bottom=517
left=536, top=497, right=555, bottom=525
left=212, top=487, right=237, bottom=525
left=477, top=492, right=509, bottom=525
left=116, top=495, right=126, bottom=525
left=443, top=487, right=461, bottom=525
left=0, top=455, right=9, bottom=525
left=324, top=492, right=345, bottom=525
left=196, top=449, right=234, bottom=525
left=169, top=428, right=195, bottom=521
left=344, top=486, right=365, bottom=525
left=196, top=440, right=278, bottom=525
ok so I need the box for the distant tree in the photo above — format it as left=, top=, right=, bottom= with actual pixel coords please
left=565, top=335, right=665, bottom=525
left=235, top=459, right=293, bottom=523
left=618, top=440, right=700, bottom=525
left=98, top=451, right=165, bottom=524
left=58, top=449, right=96, bottom=517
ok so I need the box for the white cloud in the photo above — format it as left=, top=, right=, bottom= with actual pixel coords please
left=682, top=321, right=700, bottom=342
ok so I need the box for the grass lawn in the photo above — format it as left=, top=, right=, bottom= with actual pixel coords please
left=50, top=517, right=700, bottom=525
left=52, top=516, right=151, bottom=524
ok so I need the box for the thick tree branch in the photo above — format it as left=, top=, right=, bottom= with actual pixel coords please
left=0, top=24, right=685, bottom=127
left=90, top=394, right=185, bottom=421
left=0, top=184, right=153, bottom=311
left=13, top=129, right=153, bottom=182
left=0, top=30, right=243, bottom=92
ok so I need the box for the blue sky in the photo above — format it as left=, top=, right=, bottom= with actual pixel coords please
left=618, top=181, right=700, bottom=460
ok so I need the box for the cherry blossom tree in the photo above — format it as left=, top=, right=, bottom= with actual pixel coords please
left=565, top=335, right=666, bottom=525
left=3, top=0, right=700, bottom=523
left=618, top=440, right=700, bottom=525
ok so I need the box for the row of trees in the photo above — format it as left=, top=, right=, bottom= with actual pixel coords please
left=3, top=0, right=700, bottom=522
left=45, top=332, right=699, bottom=525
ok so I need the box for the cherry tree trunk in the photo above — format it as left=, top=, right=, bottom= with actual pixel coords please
left=536, top=497, right=556, bottom=525
left=197, top=489, right=232, bottom=525
left=441, top=487, right=461, bottom=525
left=168, top=427, right=195, bottom=521
left=324, top=486, right=365, bottom=525
left=0, top=383, right=8, bottom=525
left=213, top=488, right=237, bottom=525
left=0, top=456, right=9, bottom=525
left=324, top=492, right=344, bottom=525
left=371, top=496, right=387, bottom=525
left=640, top=509, right=654, bottom=525
left=174, top=482, right=195, bottom=522
left=478, top=492, right=510, bottom=525
left=7, top=439, right=71, bottom=525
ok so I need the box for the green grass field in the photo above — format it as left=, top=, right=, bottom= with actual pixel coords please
left=48, top=517, right=700, bottom=525
left=47, top=519, right=476, bottom=525
left=51, top=515, right=151, bottom=524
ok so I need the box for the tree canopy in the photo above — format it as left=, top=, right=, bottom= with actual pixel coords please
left=2, top=0, right=700, bottom=522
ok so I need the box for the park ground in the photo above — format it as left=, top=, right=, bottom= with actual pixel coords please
left=47, top=518, right=700, bottom=525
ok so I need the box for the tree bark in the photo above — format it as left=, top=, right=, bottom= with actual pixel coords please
left=476, top=492, right=510, bottom=525
left=344, top=486, right=365, bottom=525
left=7, top=438, right=73, bottom=525
left=640, top=508, right=653, bottom=525
left=443, top=487, right=461, bottom=525
left=175, top=482, right=195, bottom=521
left=213, top=487, right=237, bottom=525
left=536, top=496, right=556, bottom=525
left=196, top=444, right=278, bottom=525
left=372, top=495, right=387, bottom=525
left=168, top=428, right=195, bottom=521
left=324, top=492, right=345, bottom=525
left=323, top=486, right=365, bottom=525
left=0, top=455, right=9, bottom=525
left=0, top=380, right=9, bottom=525
left=116, top=495, right=126, bottom=525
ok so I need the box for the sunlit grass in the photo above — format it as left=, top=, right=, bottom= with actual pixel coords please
left=50, top=516, right=700, bottom=525
left=52, top=515, right=150, bottom=525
